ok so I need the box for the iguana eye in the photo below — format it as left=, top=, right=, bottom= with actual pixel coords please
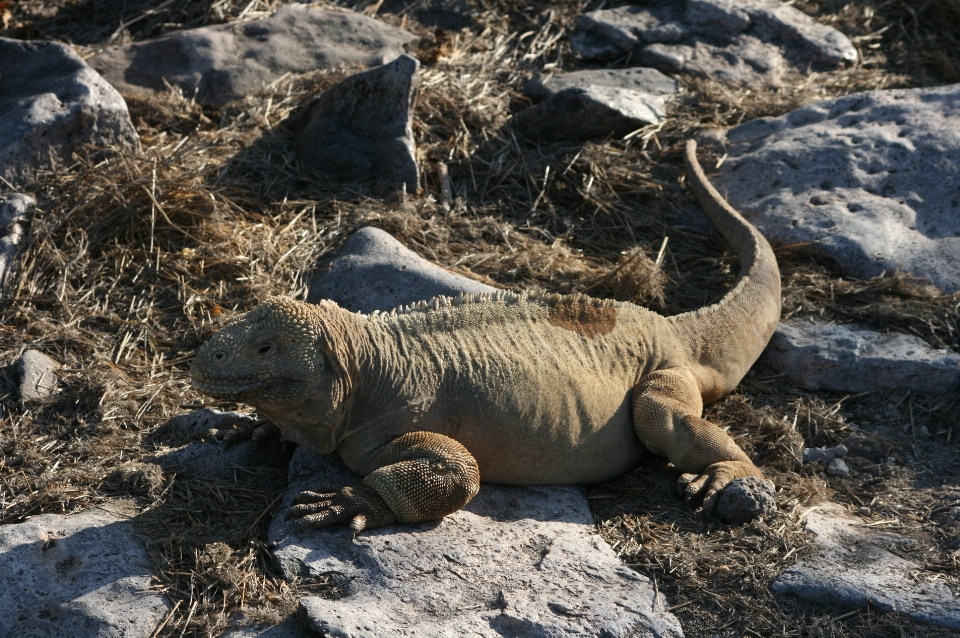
left=257, top=343, right=275, bottom=356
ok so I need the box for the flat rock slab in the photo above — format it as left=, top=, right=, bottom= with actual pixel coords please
left=714, top=84, right=960, bottom=291
left=307, top=226, right=495, bottom=312
left=269, top=449, right=683, bottom=638
left=0, top=38, right=138, bottom=187
left=90, top=5, right=416, bottom=106
left=0, top=503, right=170, bottom=637
left=17, top=350, right=62, bottom=402
left=286, top=54, right=420, bottom=192
left=0, top=193, right=33, bottom=291
left=573, top=0, right=855, bottom=88
left=515, top=85, right=669, bottom=142
left=764, top=318, right=960, bottom=393
left=525, top=67, right=679, bottom=102
left=774, top=503, right=960, bottom=629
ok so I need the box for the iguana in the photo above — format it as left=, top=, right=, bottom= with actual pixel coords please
left=190, top=140, right=781, bottom=533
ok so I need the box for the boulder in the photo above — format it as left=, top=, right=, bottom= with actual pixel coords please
left=524, top=66, right=679, bottom=102
left=572, top=0, right=856, bottom=88
left=764, top=318, right=960, bottom=393
left=89, top=5, right=417, bottom=106
left=17, top=350, right=61, bottom=402
left=714, top=84, right=960, bottom=291
left=515, top=85, right=668, bottom=142
left=270, top=449, right=683, bottom=638
left=0, top=38, right=138, bottom=187
left=0, top=194, right=33, bottom=292
left=774, top=503, right=960, bottom=629
left=0, top=502, right=170, bottom=637
left=286, top=55, right=420, bottom=193
left=307, top=226, right=495, bottom=312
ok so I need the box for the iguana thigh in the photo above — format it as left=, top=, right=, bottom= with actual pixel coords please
left=631, top=369, right=762, bottom=509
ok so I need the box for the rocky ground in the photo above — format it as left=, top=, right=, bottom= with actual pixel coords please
left=0, top=1, right=959, bottom=637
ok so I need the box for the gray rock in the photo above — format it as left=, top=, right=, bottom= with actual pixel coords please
left=270, top=449, right=683, bottom=638
left=802, top=444, right=848, bottom=465
left=0, top=194, right=33, bottom=292
left=90, top=5, right=417, bottom=106
left=515, top=85, right=667, bottom=142
left=715, top=84, right=960, bottom=292
left=18, top=350, right=61, bottom=402
left=763, top=318, right=960, bottom=393
left=774, top=502, right=960, bottom=629
left=221, top=616, right=311, bottom=638
left=0, top=38, right=138, bottom=188
left=572, top=0, right=855, bottom=88
left=0, top=502, right=171, bottom=637
left=524, top=66, right=679, bottom=102
left=825, top=458, right=850, bottom=477
left=307, top=226, right=495, bottom=312
left=715, top=476, right=777, bottom=524
left=286, top=54, right=420, bottom=193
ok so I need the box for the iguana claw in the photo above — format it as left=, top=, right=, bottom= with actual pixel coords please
left=286, top=484, right=396, bottom=534
left=678, top=460, right=761, bottom=512
left=207, top=417, right=280, bottom=448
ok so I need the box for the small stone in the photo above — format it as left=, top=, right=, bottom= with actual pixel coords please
left=857, top=506, right=871, bottom=516
left=307, top=227, right=495, bottom=312
left=18, top=350, right=61, bottom=402
left=285, top=54, right=420, bottom=193
left=803, top=447, right=835, bottom=464
left=826, top=458, right=851, bottom=477
left=919, top=426, right=930, bottom=436
left=90, top=5, right=416, bottom=106
left=715, top=476, right=777, bottom=524
left=764, top=318, right=960, bottom=393
left=0, top=38, right=138, bottom=188
left=514, top=85, right=667, bottom=142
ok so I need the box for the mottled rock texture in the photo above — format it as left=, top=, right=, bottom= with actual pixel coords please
left=90, top=5, right=416, bottom=106
left=0, top=38, right=138, bottom=187
left=714, top=85, right=960, bottom=292
left=0, top=503, right=170, bottom=637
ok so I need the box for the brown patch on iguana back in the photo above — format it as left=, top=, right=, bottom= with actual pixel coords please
left=547, top=299, right=616, bottom=338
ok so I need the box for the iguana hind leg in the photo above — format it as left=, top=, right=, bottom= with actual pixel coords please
left=287, top=431, right=480, bottom=534
left=631, top=369, right=762, bottom=510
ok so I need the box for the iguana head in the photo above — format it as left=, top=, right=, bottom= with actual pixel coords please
left=190, top=297, right=355, bottom=450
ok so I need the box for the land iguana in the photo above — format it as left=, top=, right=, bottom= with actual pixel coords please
left=190, top=140, right=781, bottom=533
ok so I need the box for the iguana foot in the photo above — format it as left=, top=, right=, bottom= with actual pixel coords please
left=206, top=416, right=280, bottom=448
left=678, top=460, right=762, bottom=511
left=286, top=484, right=397, bottom=535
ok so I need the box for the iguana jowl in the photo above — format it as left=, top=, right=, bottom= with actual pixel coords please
left=190, top=140, right=781, bottom=533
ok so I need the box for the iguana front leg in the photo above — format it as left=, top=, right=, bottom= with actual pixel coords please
left=287, top=431, right=481, bottom=534
left=632, top=369, right=762, bottom=510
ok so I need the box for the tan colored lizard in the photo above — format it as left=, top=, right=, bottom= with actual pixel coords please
left=190, top=140, right=781, bottom=533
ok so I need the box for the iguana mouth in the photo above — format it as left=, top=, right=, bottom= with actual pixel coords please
left=190, top=376, right=266, bottom=396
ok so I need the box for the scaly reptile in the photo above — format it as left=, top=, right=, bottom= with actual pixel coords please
left=190, top=140, right=781, bottom=533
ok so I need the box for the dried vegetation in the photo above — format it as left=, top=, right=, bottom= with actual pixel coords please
left=1, top=0, right=959, bottom=636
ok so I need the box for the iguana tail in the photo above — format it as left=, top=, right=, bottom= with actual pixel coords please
left=668, top=140, right=781, bottom=402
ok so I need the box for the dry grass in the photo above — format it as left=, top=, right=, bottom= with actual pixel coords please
left=1, top=0, right=959, bottom=636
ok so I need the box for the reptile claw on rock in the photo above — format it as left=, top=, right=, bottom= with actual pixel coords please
left=189, top=140, right=779, bottom=532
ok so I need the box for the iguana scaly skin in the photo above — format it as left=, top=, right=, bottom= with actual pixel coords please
left=190, top=140, right=781, bottom=533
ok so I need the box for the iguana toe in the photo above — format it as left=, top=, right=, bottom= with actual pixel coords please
left=678, top=461, right=763, bottom=512
left=286, top=485, right=397, bottom=533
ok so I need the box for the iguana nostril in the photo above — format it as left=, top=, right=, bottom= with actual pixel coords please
left=215, top=352, right=225, bottom=360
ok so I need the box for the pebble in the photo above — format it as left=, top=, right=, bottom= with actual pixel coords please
left=826, top=458, right=851, bottom=477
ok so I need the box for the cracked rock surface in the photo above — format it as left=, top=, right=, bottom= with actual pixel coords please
left=573, top=0, right=855, bottom=88
left=774, top=503, right=960, bottom=629
left=270, top=449, right=683, bottom=638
